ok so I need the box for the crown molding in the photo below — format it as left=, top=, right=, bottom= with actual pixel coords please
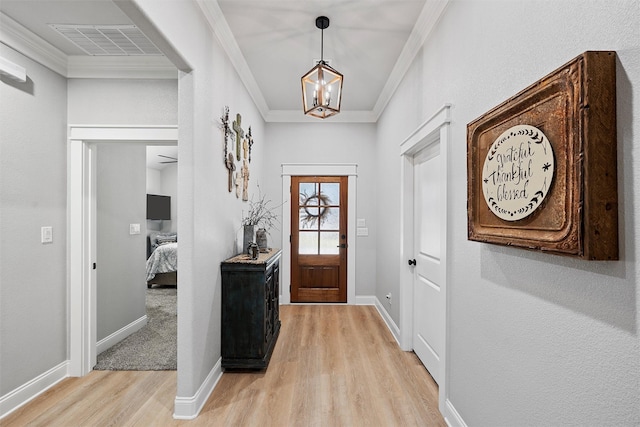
left=197, top=0, right=449, bottom=123
left=265, top=109, right=377, bottom=123
left=1, top=11, right=177, bottom=79
left=372, top=0, right=451, bottom=120
left=1, top=12, right=68, bottom=76
left=196, top=0, right=270, bottom=121
left=66, top=55, right=177, bottom=79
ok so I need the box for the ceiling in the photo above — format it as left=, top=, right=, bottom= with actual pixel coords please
left=147, top=145, right=178, bottom=170
left=0, top=0, right=443, bottom=122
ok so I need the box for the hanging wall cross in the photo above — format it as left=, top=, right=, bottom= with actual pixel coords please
left=247, top=126, right=254, bottom=163
left=225, top=153, right=236, bottom=192
left=233, top=113, right=244, bottom=161
left=221, top=106, right=230, bottom=164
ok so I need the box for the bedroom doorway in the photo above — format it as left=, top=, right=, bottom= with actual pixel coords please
left=68, top=126, right=178, bottom=376
left=91, top=143, right=178, bottom=372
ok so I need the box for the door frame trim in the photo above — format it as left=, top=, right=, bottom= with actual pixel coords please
left=67, top=125, right=178, bottom=377
left=399, top=105, right=451, bottom=415
left=281, top=164, right=357, bottom=305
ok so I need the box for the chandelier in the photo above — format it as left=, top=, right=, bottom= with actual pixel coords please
left=301, top=16, right=343, bottom=119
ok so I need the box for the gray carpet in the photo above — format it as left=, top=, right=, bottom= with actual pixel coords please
left=94, top=286, right=177, bottom=371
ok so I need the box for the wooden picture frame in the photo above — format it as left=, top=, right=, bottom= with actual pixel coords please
left=467, top=51, right=618, bottom=260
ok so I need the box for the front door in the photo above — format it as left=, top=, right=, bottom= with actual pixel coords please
left=412, top=144, right=445, bottom=385
left=291, top=176, right=347, bottom=303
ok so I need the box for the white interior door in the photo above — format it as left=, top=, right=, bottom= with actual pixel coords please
left=412, top=143, right=445, bottom=385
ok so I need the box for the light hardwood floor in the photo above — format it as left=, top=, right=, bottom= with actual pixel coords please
left=3, top=305, right=445, bottom=426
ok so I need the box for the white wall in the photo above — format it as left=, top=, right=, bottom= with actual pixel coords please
left=161, top=163, right=178, bottom=233
left=264, top=122, right=377, bottom=297
left=0, top=45, right=68, bottom=395
left=146, top=167, right=162, bottom=194
left=68, top=78, right=177, bottom=125
left=146, top=164, right=177, bottom=233
left=377, top=0, right=640, bottom=425
left=133, top=0, right=266, bottom=400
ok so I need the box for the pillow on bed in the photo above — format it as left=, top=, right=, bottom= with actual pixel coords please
left=156, top=233, right=177, bottom=246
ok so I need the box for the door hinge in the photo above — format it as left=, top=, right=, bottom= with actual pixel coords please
left=92, top=262, right=97, bottom=270
left=289, top=235, right=292, bottom=243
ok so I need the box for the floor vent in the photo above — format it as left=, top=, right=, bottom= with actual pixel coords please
left=49, top=24, right=162, bottom=56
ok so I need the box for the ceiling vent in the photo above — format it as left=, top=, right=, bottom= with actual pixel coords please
left=49, top=24, right=162, bottom=56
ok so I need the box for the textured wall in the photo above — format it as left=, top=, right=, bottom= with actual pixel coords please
left=67, top=79, right=177, bottom=125
left=0, top=46, right=68, bottom=395
left=134, top=0, right=266, bottom=399
left=377, top=0, right=640, bottom=425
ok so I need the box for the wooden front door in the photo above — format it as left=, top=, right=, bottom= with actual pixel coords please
left=291, top=176, right=347, bottom=303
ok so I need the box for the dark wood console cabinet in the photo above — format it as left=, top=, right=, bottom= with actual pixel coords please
left=221, top=249, right=281, bottom=370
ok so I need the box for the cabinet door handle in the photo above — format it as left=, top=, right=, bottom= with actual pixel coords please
left=408, top=259, right=416, bottom=266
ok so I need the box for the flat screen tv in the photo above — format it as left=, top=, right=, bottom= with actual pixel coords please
left=147, top=194, right=171, bottom=220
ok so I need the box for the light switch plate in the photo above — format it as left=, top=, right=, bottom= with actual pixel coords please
left=129, top=223, right=141, bottom=235
left=41, top=226, right=53, bottom=243
left=357, top=227, right=369, bottom=236
left=357, top=218, right=366, bottom=227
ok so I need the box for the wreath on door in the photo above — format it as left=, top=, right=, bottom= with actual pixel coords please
left=300, top=191, right=331, bottom=227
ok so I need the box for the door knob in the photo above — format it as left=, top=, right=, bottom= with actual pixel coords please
left=408, top=259, right=416, bottom=266
left=337, top=243, right=348, bottom=249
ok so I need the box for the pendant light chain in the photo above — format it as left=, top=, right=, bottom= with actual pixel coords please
left=320, top=26, right=324, bottom=63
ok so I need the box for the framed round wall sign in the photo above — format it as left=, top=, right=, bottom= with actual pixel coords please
left=467, top=51, right=618, bottom=259
left=481, top=124, right=555, bottom=221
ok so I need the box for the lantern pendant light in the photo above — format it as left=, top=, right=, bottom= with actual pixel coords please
left=301, top=16, right=343, bottom=119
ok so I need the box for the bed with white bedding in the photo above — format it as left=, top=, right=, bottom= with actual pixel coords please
left=146, top=233, right=177, bottom=287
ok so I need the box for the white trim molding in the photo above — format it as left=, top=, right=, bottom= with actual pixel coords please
left=281, top=164, right=357, bottom=305
left=372, top=0, right=450, bottom=120
left=355, top=295, right=376, bottom=305
left=0, top=361, right=69, bottom=419
left=67, top=125, right=178, bottom=378
left=0, top=12, right=67, bottom=76
left=374, top=297, right=401, bottom=346
left=96, top=315, right=147, bottom=354
left=173, top=358, right=223, bottom=419
left=444, top=399, right=468, bottom=427
left=0, top=11, right=178, bottom=79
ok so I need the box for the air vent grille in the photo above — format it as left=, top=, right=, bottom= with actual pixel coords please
left=49, top=24, right=162, bottom=56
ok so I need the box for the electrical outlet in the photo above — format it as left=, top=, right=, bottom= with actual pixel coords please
left=41, top=226, right=53, bottom=244
left=385, top=292, right=392, bottom=305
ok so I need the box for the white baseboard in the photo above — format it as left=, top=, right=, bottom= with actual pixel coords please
left=96, top=315, right=147, bottom=354
left=373, top=297, right=401, bottom=346
left=355, top=295, right=376, bottom=305
left=0, top=361, right=69, bottom=419
left=173, top=357, right=223, bottom=420
left=443, top=398, right=467, bottom=427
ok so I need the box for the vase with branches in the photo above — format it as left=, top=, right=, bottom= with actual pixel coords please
left=241, top=187, right=280, bottom=253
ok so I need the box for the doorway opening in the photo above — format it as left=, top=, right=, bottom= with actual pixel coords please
left=399, top=105, right=451, bottom=416
left=290, top=176, right=348, bottom=303
left=68, top=125, right=179, bottom=376
left=280, top=164, right=357, bottom=305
